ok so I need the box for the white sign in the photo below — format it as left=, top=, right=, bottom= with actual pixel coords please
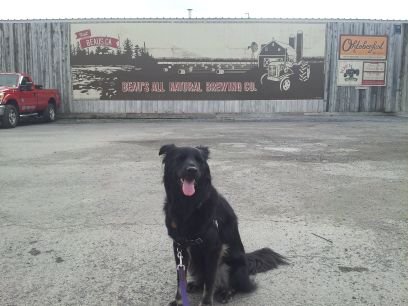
left=337, top=60, right=386, bottom=86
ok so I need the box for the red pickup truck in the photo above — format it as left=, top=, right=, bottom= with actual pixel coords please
left=0, top=73, right=61, bottom=128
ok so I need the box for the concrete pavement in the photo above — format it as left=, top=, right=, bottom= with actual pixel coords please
left=1, top=115, right=407, bottom=305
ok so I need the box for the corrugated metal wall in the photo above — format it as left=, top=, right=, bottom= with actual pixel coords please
left=0, top=19, right=407, bottom=114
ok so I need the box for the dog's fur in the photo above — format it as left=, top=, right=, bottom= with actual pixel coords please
left=159, top=144, right=287, bottom=306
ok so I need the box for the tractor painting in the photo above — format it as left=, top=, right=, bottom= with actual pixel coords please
left=343, top=68, right=360, bottom=82
left=258, top=31, right=311, bottom=92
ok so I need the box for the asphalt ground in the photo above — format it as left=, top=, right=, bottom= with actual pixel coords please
left=1, top=115, right=407, bottom=305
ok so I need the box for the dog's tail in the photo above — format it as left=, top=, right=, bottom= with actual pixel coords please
left=246, top=248, right=288, bottom=275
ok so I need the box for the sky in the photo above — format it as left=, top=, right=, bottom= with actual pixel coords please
left=71, top=23, right=326, bottom=58
left=0, top=0, right=407, bottom=20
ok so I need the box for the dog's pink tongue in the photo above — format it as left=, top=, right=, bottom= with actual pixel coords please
left=182, top=180, right=195, bottom=196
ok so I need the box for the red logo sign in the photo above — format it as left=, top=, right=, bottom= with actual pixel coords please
left=79, top=37, right=120, bottom=49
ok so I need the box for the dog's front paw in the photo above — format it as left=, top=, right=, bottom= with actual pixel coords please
left=198, top=299, right=213, bottom=306
left=168, top=300, right=182, bottom=306
left=215, top=289, right=234, bottom=304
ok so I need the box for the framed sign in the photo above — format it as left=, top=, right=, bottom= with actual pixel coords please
left=337, top=60, right=386, bottom=86
left=338, top=35, right=387, bottom=87
left=339, top=35, right=388, bottom=60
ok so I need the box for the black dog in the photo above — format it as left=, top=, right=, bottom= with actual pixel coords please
left=159, top=144, right=287, bottom=306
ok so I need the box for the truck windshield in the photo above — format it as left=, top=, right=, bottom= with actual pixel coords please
left=0, top=74, right=19, bottom=87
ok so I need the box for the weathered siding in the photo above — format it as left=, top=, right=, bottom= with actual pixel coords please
left=70, top=99, right=325, bottom=114
left=401, top=24, right=408, bottom=112
left=0, top=22, right=72, bottom=112
left=325, top=22, right=405, bottom=112
left=0, top=19, right=407, bottom=114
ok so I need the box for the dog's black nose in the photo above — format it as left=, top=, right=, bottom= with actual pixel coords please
left=186, top=166, right=198, bottom=175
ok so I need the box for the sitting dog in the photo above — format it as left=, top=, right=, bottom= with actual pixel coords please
left=159, top=144, right=287, bottom=306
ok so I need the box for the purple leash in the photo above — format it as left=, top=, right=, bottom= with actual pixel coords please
left=177, top=248, right=190, bottom=306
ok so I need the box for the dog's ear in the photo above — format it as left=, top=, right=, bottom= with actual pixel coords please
left=159, top=144, right=176, bottom=156
left=196, top=146, right=210, bottom=160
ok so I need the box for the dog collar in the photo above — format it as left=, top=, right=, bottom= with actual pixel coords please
left=174, top=237, right=204, bottom=247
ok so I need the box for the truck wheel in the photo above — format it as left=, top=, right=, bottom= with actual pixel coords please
left=2, top=105, right=19, bottom=128
left=43, top=103, right=56, bottom=122
left=260, top=73, right=268, bottom=85
left=299, top=61, right=311, bottom=82
left=280, top=77, right=291, bottom=92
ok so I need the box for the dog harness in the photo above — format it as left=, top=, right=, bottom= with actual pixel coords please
left=173, top=219, right=218, bottom=248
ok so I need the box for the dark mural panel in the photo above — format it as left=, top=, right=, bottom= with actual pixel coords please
left=70, top=22, right=326, bottom=100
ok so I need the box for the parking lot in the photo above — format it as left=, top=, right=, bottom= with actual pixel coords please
left=1, top=115, right=407, bottom=305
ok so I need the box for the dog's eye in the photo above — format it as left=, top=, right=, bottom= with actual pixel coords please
left=194, top=154, right=204, bottom=163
